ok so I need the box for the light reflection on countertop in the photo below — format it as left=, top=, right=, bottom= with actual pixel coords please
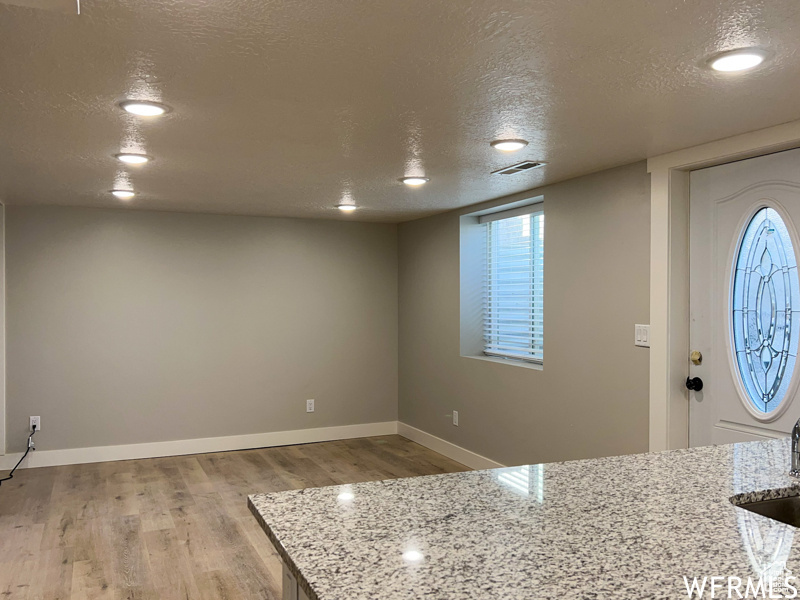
left=249, top=438, right=800, bottom=600
left=496, top=464, right=545, bottom=501
left=336, top=484, right=355, bottom=503
left=733, top=443, right=796, bottom=587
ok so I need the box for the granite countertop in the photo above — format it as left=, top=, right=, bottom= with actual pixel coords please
left=248, top=438, right=800, bottom=599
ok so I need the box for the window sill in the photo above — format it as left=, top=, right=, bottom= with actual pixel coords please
left=462, top=354, right=543, bottom=371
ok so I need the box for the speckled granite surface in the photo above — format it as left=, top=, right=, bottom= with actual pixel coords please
left=249, top=438, right=800, bottom=599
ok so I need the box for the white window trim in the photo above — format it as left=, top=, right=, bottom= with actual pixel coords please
left=482, top=208, right=544, bottom=365
left=478, top=202, right=543, bottom=224
left=460, top=196, right=545, bottom=371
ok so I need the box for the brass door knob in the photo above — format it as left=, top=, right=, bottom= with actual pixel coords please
left=690, top=350, right=703, bottom=365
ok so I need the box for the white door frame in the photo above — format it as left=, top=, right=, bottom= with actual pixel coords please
left=0, top=204, right=5, bottom=456
left=647, top=119, right=800, bottom=452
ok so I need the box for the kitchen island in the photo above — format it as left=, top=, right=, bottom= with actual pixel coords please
left=249, top=438, right=800, bottom=599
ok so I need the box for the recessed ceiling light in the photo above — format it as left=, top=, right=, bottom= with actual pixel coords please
left=708, top=49, right=767, bottom=72
left=337, top=204, right=357, bottom=212
left=118, top=100, right=171, bottom=117
left=400, top=177, right=430, bottom=186
left=111, top=189, right=135, bottom=200
left=115, top=153, right=151, bottom=165
left=490, top=139, right=528, bottom=152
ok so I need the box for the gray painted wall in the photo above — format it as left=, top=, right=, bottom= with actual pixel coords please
left=398, top=162, right=651, bottom=466
left=5, top=207, right=398, bottom=452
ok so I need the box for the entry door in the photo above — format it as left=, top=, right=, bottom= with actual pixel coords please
left=689, top=148, right=800, bottom=447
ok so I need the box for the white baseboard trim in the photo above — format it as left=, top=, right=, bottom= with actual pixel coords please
left=0, top=421, right=399, bottom=471
left=0, top=421, right=505, bottom=472
left=397, top=422, right=505, bottom=470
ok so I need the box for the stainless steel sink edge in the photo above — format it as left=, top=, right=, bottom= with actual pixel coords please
left=730, top=485, right=800, bottom=508
left=731, top=487, right=800, bottom=528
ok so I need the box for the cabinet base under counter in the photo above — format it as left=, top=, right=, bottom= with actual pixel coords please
left=282, top=560, right=311, bottom=600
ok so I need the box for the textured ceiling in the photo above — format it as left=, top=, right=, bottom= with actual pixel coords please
left=1, top=0, right=799, bottom=222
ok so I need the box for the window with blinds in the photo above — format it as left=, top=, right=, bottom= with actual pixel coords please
left=482, top=208, right=544, bottom=363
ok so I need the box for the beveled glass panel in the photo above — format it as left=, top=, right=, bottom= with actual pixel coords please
left=732, top=208, right=800, bottom=415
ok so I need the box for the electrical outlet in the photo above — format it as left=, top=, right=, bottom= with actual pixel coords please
left=30, top=416, right=41, bottom=432
left=452, top=410, right=459, bottom=426
left=306, top=399, right=315, bottom=413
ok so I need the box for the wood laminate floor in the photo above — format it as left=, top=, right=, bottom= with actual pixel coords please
left=0, top=435, right=468, bottom=599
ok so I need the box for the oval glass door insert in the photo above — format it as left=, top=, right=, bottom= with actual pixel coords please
left=732, top=207, right=800, bottom=416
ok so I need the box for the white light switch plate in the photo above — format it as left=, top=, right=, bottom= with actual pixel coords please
left=635, top=324, right=650, bottom=348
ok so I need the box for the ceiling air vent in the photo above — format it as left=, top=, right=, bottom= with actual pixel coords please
left=492, top=161, right=546, bottom=176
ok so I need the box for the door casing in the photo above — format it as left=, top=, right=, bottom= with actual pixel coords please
left=0, top=205, right=6, bottom=456
left=648, top=119, right=800, bottom=452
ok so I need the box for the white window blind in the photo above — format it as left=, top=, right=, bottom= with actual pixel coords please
left=483, top=209, right=544, bottom=363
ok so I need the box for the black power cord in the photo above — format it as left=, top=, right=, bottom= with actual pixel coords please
left=0, top=425, right=36, bottom=487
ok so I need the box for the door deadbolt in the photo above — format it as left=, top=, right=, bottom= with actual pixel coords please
left=690, top=350, right=703, bottom=365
